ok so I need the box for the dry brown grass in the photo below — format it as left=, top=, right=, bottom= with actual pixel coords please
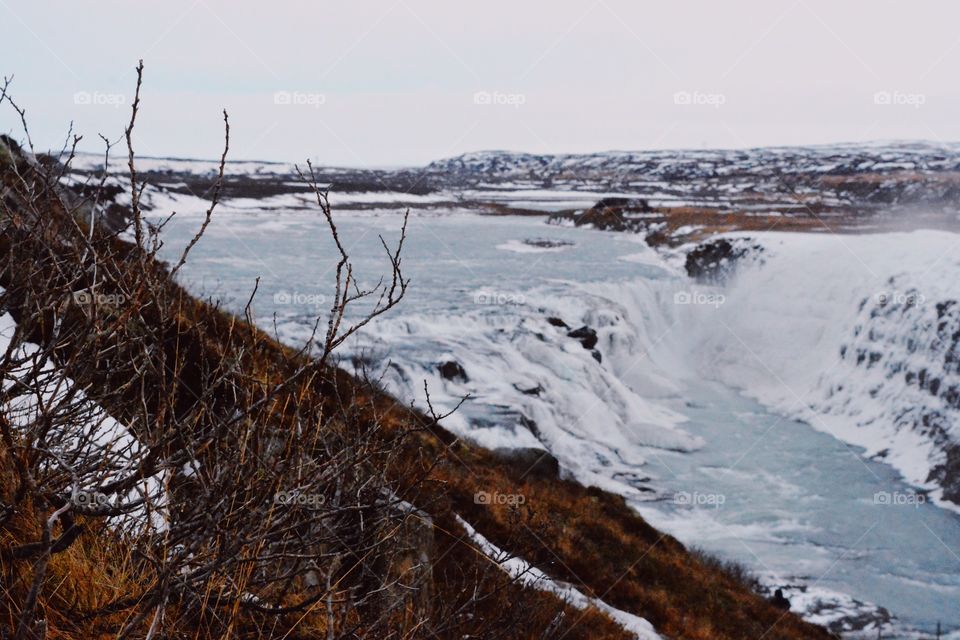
left=397, top=443, right=834, bottom=640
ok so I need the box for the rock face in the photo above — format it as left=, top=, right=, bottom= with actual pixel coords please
left=513, top=382, right=544, bottom=396
left=549, top=198, right=654, bottom=233
left=593, top=196, right=652, bottom=212
left=437, top=360, right=468, bottom=382
left=770, top=589, right=791, bottom=611
left=835, top=291, right=960, bottom=505
left=567, top=326, right=599, bottom=350
left=685, top=238, right=763, bottom=282
left=935, top=443, right=960, bottom=504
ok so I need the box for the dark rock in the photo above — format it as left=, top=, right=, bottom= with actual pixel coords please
left=937, top=300, right=956, bottom=319
left=945, top=385, right=960, bottom=409
left=437, top=361, right=468, bottom=382
left=546, top=317, right=569, bottom=328
left=491, top=447, right=560, bottom=479
left=769, top=588, right=791, bottom=611
left=590, top=349, right=602, bottom=364
left=546, top=197, right=654, bottom=233
left=930, top=442, right=960, bottom=504
left=513, top=383, right=544, bottom=396
left=594, top=196, right=651, bottom=212
left=518, top=414, right=542, bottom=439
left=521, top=238, right=574, bottom=249
left=567, top=326, right=598, bottom=350
left=685, top=237, right=763, bottom=282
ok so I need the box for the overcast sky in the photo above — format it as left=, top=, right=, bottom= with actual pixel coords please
left=3, top=1, right=959, bottom=166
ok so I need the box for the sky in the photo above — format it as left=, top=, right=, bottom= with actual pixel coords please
left=2, top=1, right=959, bottom=166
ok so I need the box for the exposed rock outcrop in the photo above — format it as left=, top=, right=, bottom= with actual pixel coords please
left=684, top=237, right=763, bottom=282
left=438, top=360, right=468, bottom=382
left=567, top=326, right=599, bottom=350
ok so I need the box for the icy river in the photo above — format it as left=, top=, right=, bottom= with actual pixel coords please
left=157, top=208, right=960, bottom=638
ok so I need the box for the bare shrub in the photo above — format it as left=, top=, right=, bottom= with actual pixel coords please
left=0, top=65, right=435, bottom=640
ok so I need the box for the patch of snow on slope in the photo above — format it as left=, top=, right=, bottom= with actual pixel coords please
left=0, top=308, right=166, bottom=531
left=455, top=515, right=662, bottom=640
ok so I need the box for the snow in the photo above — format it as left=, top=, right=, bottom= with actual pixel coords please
left=337, top=288, right=702, bottom=501
left=671, top=224, right=703, bottom=236
left=618, top=250, right=677, bottom=268
left=0, top=303, right=166, bottom=532
left=781, top=584, right=892, bottom=636
left=690, top=230, right=960, bottom=511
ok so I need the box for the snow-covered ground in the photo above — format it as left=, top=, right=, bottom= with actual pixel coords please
left=68, top=140, right=960, bottom=224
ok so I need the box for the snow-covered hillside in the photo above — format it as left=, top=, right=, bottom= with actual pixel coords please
left=426, top=142, right=960, bottom=184
left=690, top=230, right=960, bottom=509
left=65, top=141, right=960, bottom=223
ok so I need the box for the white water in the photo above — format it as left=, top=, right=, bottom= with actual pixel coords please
left=156, top=205, right=960, bottom=638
